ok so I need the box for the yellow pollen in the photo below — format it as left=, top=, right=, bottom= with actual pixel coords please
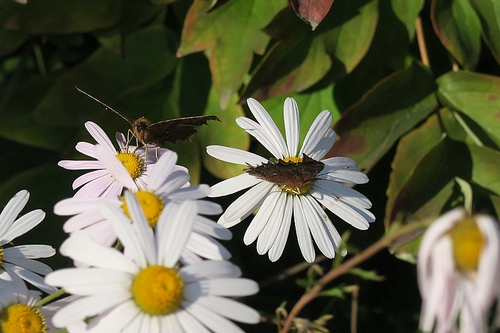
left=280, top=183, right=314, bottom=195
left=0, top=303, right=46, bottom=333
left=0, top=247, right=4, bottom=264
left=283, top=156, right=302, bottom=163
left=449, top=217, right=485, bottom=272
left=132, top=265, right=184, bottom=316
left=121, top=191, right=164, bottom=228
left=116, top=152, right=143, bottom=179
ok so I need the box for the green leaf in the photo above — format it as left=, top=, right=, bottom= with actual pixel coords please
left=468, top=144, right=500, bottom=196
left=332, top=0, right=420, bottom=110
left=431, top=0, right=481, bottom=69
left=468, top=0, right=500, bottom=64
left=0, top=72, right=77, bottom=151
left=201, top=87, right=250, bottom=180
left=0, top=29, right=27, bottom=57
left=385, top=112, right=443, bottom=229
left=348, top=268, right=385, bottom=281
left=385, top=107, right=468, bottom=229
left=177, top=0, right=288, bottom=109
left=260, top=84, right=341, bottom=147
left=240, top=0, right=378, bottom=102
left=437, top=70, right=500, bottom=146
left=392, top=0, right=424, bottom=40
left=328, top=61, right=438, bottom=173
left=4, top=0, right=122, bottom=33
left=31, top=25, right=178, bottom=126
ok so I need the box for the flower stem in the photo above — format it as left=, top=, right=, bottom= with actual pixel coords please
left=35, top=288, right=66, bottom=308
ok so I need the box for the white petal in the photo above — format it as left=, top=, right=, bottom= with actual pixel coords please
left=0, top=190, right=29, bottom=238
left=243, top=191, right=281, bottom=245
left=268, top=196, right=293, bottom=262
left=60, top=232, right=137, bottom=273
left=284, top=97, right=300, bottom=157
left=300, top=196, right=335, bottom=258
left=5, top=244, right=55, bottom=260
left=157, top=201, right=197, bottom=267
left=54, top=197, right=100, bottom=215
left=73, top=176, right=115, bottom=198
left=88, top=299, right=141, bottom=333
left=46, top=268, right=131, bottom=295
left=148, top=150, right=178, bottom=191
left=85, top=121, right=116, bottom=153
left=322, top=156, right=358, bottom=170
left=299, top=110, right=333, bottom=157
left=52, top=292, right=131, bottom=328
left=58, top=160, right=102, bottom=170
left=220, top=181, right=273, bottom=228
left=3, top=263, right=56, bottom=294
left=209, top=173, right=261, bottom=198
left=196, top=296, right=260, bottom=324
left=176, top=309, right=211, bottom=333
left=197, top=278, right=259, bottom=297
left=2, top=210, right=45, bottom=243
left=256, top=192, right=288, bottom=255
left=180, top=261, right=241, bottom=283
left=75, top=141, right=97, bottom=158
left=94, top=145, right=138, bottom=192
left=312, top=190, right=372, bottom=230
left=322, top=169, right=369, bottom=184
left=246, top=98, right=288, bottom=157
left=124, top=191, right=157, bottom=265
left=206, top=145, right=267, bottom=166
left=98, top=197, right=150, bottom=268
left=292, top=196, right=315, bottom=263
left=184, top=301, right=246, bottom=333
left=315, top=180, right=372, bottom=209
left=308, top=128, right=337, bottom=161
left=235, top=117, right=284, bottom=159
left=185, top=232, right=231, bottom=261
left=166, top=185, right=211, bottom=203
left=194, top=216, right=232, bottom=240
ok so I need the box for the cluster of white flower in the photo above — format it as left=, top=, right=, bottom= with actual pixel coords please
left=0, top=97, right=376, bottom=332
left=14, top=96, right=500, bottom=333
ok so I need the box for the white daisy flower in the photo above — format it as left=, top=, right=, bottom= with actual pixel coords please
left=0, top=276, right=83, bottom=333
left=55, top=150, right=231, bottom=264
left=418, top=208, right=500, bottom=333
left=0, top=190, right=56, bottom=294
left=58, top=121, right=170, bottom=199
left=46, top=192, right=260, bottom=332
left=206, top=97, right=374, bottom=263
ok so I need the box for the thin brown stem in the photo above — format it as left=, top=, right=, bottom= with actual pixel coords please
left=416, top=17, right=430, bottom=68
left=351, top=285, right=359, bottom=333
left=279, top=222, right=426, bottom=333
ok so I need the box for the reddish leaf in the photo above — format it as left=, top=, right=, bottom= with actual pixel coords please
left=290, top=0, right=335, bottom=30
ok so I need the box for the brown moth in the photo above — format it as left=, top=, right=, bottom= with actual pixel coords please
left=244, top=154, right=325, bottom=192
left=76, top=87, right=220, bottom=146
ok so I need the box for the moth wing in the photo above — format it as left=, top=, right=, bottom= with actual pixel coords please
left=146, top=115, right=221, bottom=144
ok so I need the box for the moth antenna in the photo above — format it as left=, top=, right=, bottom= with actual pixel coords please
left=75, top=86, right=135, bottom=126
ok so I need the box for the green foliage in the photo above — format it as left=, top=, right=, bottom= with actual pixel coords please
left=2, top=0, right=500, bottom=331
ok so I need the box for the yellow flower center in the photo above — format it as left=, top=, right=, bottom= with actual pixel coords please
left=449, top=217, right=484, bottom=272
left=0, top=247, right=4, bottom=264
left=131, top=265, right=184, bottom=316
left=0, top=303, right=46, bottom=333
left=121, top=191, right=164, bottom=228
left=116, top=152, right=143, bottom=179
left=279, top=157, right=314, bottom=195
